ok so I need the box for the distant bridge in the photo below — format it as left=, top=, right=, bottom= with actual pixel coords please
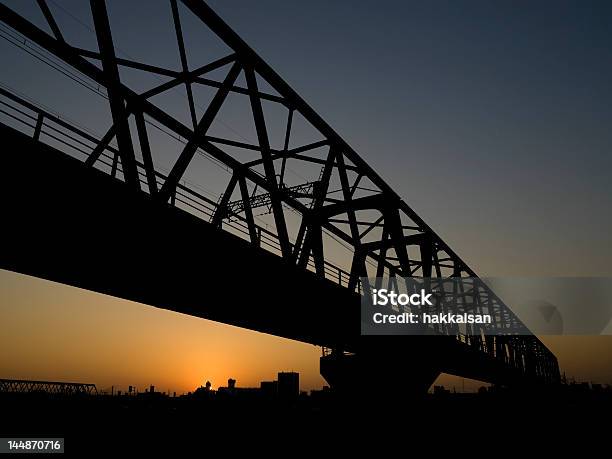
left=0, top=0, right=559, bottom=393
left=0, top=378, right=97, bottom=396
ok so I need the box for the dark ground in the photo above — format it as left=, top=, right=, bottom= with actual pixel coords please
left=1, top=385, right=610, bottom=455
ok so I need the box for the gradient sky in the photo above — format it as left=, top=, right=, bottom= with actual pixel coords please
left=1, top=0, right=611, bottom=392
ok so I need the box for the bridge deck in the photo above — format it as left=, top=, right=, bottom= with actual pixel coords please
left=1, top=123, right=558, bottom=389
left=0, top=123, right=359, bottom=349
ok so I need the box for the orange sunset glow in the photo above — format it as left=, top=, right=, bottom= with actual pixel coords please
left=3, top=268, right=612, bottom=394
left=0, top=269, right=326, bottom=393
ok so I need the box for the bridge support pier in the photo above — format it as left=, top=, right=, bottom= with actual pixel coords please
left=320, top=337, right=446, bottom=398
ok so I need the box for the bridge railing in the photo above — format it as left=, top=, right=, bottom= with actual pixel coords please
left=0, top=85, right=355, bottom=290
left=0, top=378, right=97, bottom=395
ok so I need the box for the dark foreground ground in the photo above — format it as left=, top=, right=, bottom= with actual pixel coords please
left=1, top=386, right=610, bottom=454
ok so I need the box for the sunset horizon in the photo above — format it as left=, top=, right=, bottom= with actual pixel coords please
left=1, top=0, right=611, bottom=452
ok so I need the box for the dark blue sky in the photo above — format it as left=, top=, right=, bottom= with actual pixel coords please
left=2, top=0, right=611, bottom=277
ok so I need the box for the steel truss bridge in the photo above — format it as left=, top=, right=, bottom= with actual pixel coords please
left=0, top=378, right=97, bottom=395
left=0, top=0, right=559, bottom=393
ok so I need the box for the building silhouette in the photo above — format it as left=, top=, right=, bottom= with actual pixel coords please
left=277, top=372, right=299, bottom=400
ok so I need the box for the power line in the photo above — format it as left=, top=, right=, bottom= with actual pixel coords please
left=0, top=27, right=106, bottom=97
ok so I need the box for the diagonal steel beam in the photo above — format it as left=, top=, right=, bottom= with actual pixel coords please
left=75, top=46, right=181, bottom=78
left=134, top=110, right=158, bottom=195
left=280, top=108, right=293, bottom=184
left=84, top=125, right=116, bottom=167
left=238, top=175, right=259, bottom=245
left=140, top=54, right=236, bottom=99
left=336, top=152, right=361, bottom=244
left=211, top=173, right=238, bottom=226
left=158, top=61, right=242, bottom=202
left=244, top=66, right=291, bottom=259
left=36, top=0, right=64, bottom=43
left=297, top=148, right=336, bottom=269
left=89, top=0, right=140, bottom=191
left=170, top=0, right=198, bottom=129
